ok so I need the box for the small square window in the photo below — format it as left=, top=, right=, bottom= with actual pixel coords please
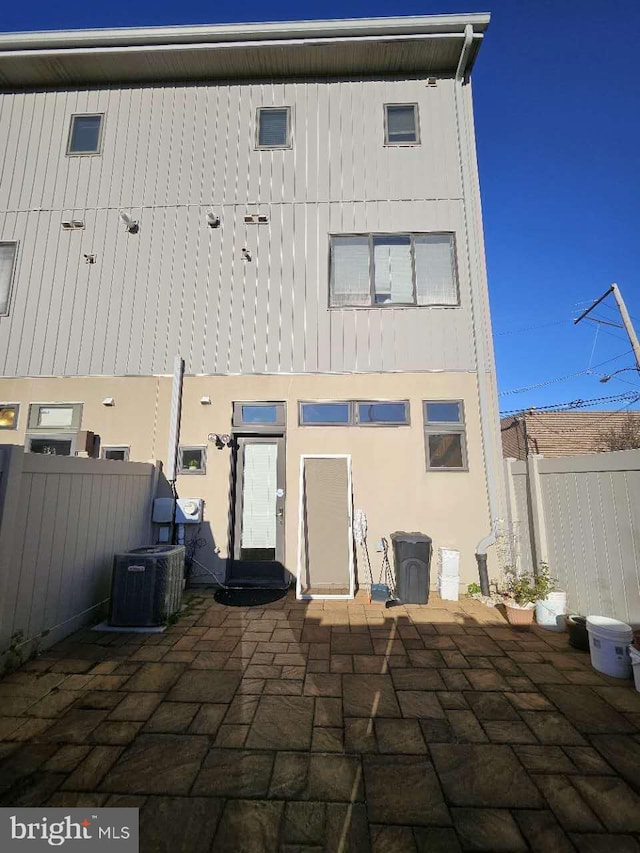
left=0, top=404, right=19, bottom=429
left=257, top=108, right=291, bottom=148
left=424, top=400, right=467, bottom=470
left=102, top=446, right=130, bottom=461
left=67, top=114, right=104, bottom=155
left=179, top=446, right=206, bottom=474
left=385, top=104, right=419, bottom=145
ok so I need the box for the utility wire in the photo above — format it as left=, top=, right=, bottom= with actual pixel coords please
left=499, top=391, right=640, bottom=417
left=526, top=398, right=640, bottom=436
left=498, top=350, right=633, bottom=397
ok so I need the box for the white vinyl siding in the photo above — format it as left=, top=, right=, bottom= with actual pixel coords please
left=241, top=443, right=277, bottom=548
left=0, top=242, right=17, bottom=315
left=330, top=233, right=458, bottom=308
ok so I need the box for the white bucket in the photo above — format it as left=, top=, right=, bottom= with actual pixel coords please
left=438, top=574, right=459, bottom=602
left=587, top=615, right=633, bottom=679
left=630, top=645, right=640, bottom=693
left=535, top=591, right=567, bottom=631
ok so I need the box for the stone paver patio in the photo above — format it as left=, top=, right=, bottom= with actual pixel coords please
left=2, top=588, right=640, bottom=852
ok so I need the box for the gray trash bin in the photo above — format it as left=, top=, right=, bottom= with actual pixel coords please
left=390, top=532, right=432, bottom=605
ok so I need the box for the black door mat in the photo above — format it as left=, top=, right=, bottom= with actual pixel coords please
left=214, top=587, right=288, bottom=607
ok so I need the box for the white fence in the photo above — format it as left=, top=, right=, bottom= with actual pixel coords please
left=505, top=449, right=640, bottom=626
left=0, top=445, right=159, bottom=670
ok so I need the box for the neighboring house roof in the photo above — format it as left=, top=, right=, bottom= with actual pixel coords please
left=0, top=14, right=490, bottom=89
left=500, top=410, right=640, bottom=460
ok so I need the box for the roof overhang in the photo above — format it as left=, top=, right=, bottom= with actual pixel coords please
left=0, top=14, right=490, bottom=90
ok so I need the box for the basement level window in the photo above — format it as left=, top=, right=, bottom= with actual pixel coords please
left=102, top=446, right=130, bottom=461
left=179, top=446, right=206, bottom=474
left=424, top=400, right=468, bottom=470
left=257, top=107, right=291, bottom=148
left=26, top=436, right=74, bottom=456
left=67, top=114, right=104, bottom=155
left=0, top=404, right=19, bottom=429
left=384, top=104, right=419, bottom=145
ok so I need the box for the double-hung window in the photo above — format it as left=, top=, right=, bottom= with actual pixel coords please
left=0, top=242, right=18, bottom=316
left=329, top=233, right=458, bottom=307
left=424, top=401, right=467, bottom=470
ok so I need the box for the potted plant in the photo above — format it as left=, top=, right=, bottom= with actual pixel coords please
left=497, top=566, right=556, bottom=627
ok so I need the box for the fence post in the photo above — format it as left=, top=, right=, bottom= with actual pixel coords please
left=0, top=445, right=26, bottom=657
left=503, top=458, right=521, bottom=571
left=526, top=453, right=549, bottom=571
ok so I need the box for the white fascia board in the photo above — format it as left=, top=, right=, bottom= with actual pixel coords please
left=0, top=13, right=491, bottom=51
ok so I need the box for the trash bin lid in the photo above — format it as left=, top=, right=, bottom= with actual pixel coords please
left=130, top=545, right=183, bottom=554
left=390, top=531, right=432, bottom=544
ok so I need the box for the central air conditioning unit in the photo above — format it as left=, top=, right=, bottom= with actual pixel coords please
left=109, top=544, right=185, bottom=627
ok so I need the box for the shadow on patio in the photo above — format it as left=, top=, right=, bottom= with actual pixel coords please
left=2, top=589, right=640, bottom=852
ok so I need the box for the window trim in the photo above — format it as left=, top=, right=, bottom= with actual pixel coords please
left=299, top=401, right=353, bottom=427
left=423, top=399, right=468, bottom=471
left=232, top=401, right=286, bottom=430
left=384, top=103, right=420, bottom=146
left=27, top=403, right=83, bottom=432
left=0, top=403, right=19, bottom=430
left=25, top=433, right=77, bottom=456
left=299, top=400, right=411, bottom=427
left=178, top=445, right=207, bottom=475
left=328, top=232, right=460, bottom=309
left=255, top=106, right=292, bottom=150
left=66, top=113, right=105, bottom=156
left=0, top=241, right=19, bottom=317
left=101, top=445, right=130, bottom=461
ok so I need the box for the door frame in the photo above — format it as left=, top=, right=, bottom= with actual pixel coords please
left=228, top=433, right=286, bottom=584
left=296, top=453, right=355, bottom=601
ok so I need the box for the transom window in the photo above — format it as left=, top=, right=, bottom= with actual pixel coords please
left=424, top=400, right=467, bottom=470
left=257, top=108, right=291, bottom=149
left=0, top=242, right=18, bottom=316
left=233, top=402, right=286, bottom=429
left=385, top=104, right=419, bottom=145
left=300, top=401, right=409, bottom=426
left=67, top=114, right=104, bottom=155
left=0, top=404, right=19, bottom=429
left=329, top=233, right=459, bottom=308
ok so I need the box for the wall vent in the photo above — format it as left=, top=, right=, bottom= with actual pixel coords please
left=244, top=214, right=269, bottom=224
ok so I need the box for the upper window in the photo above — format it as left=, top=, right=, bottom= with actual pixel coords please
left=330, top=233, right=458, bottom=308
left=233, top=402, right=286, bottom=429
left=257, top=108, right=291, bottom=149
left=0, top=404, right=19, bottom=429
left=385, top=104, right=419, bottom=145
left=28, top=403, right=83, bottom=432
left=424, top=400, right=467, bottom=470
left=67, top=114, right=104, bottom=155
left=0, top=242, right=18, bottom=316
left=299, top=401, right=409, bottom=426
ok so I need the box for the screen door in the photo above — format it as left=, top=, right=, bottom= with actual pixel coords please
left=297, top=455, right=354, bottom=599
left=230, top=436, right=285, bottom=584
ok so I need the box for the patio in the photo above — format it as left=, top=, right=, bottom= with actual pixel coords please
left=1, top=589, right=640, bottom=852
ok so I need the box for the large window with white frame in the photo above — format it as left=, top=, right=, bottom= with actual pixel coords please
left=329, top=233, right=459, bottom=308
left=423, top=400, right=468, bottom=470
left=0, top=242, right=18, bottom=316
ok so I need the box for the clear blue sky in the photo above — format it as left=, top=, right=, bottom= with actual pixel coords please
left=3, top=0, right=639, bottom=414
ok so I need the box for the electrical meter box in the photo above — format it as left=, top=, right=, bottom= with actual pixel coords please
left=152, top=498, right=204, bottom=524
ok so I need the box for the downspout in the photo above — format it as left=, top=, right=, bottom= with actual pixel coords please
left=453, top=24, right=504, bottom=596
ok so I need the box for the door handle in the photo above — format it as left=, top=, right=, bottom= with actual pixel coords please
left=276, top=508, right=284, bottom=518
